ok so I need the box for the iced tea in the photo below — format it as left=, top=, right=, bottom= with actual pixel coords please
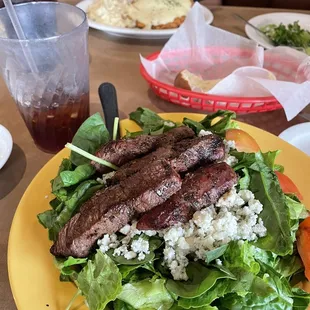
left=18, top=92, right=89, bottom=153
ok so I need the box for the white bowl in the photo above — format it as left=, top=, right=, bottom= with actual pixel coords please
left=0, top=124, right=13, bottom=169
left=279, top=122, right=310, bottom=156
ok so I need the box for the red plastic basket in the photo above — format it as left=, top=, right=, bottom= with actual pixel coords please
left=140, top=48, right=300, bottom=113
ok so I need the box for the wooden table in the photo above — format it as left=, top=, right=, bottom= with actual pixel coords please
left=0, top=2, right=309, bottom=309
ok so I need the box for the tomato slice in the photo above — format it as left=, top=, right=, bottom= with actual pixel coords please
left=275, top=171, right=303, bottom=201
left=297, top=217, right=310, bottom=281
left=225, top=129, right=260, bottom=153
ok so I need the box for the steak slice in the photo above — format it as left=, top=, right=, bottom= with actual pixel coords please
left=137, top=162, right=238, bottom=230
left=91, top=135, right=158, bottom=174
left=170, top=134, right=225, bottom=173
left=92, top=126, right=195, bottom=174
left=109, top=134, right=225, bottom=185
left=156, top=126, right=195, bottom=146
left=108, top=147, right=175, bottom=185
left=50, top=160, right=182, bottom=257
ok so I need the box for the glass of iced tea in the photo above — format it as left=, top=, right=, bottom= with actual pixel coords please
left=0, top=2, right=89, bottom=153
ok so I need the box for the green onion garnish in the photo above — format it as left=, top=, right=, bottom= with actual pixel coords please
left=113, top=117, right=119, bottom=140
left=65, top=143, right=119, bottom=170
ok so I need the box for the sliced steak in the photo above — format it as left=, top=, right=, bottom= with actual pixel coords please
left=109, top=134, right=225, bottom=184
left=91, top=135, right=158, bottom=174
left=92, top=126, right=195, bottom=174
left=50, top=160, right=182, bottom=257
left=156, top=126, right=195, bottom=146
left=137, top=162, right=238, bottom=230
left=170, top=134, right=225, bottom=173
left=108, top=147, right=175, bottom=185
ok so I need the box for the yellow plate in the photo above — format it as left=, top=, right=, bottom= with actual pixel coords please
left=8, top=113, right=310, bottom=310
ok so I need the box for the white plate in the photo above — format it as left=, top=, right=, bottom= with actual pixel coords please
left=0, top=124, right=13, bottom=169
left=76, top=0, right=214, bottom=39
left=279, top=122, right=310, bottom=156
left=245, top=12, right=310, bottom=49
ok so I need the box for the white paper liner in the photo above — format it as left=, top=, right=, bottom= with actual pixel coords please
left=140, top=3, right=310, bottom=120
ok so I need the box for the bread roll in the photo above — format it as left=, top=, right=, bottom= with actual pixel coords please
left=174, top=70, right=221, bottom=93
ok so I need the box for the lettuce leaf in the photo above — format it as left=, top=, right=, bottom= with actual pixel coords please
left=117, top=279, right=174, bottom=310
left=52, top=164, right=95, bottom=191
left=113, top=300, right=135, bottom=310
left=54, top=256, right=88, bottom=280
left=205, top=244, right=228, bottom=264
left=285, top=195, right=308, bottom=221
left=292, top=288, right=310, bottom=309
left=178, top=269, right=255, bottom=309
left=238, top=167, right=250, bottom=189
left=77, top=251, right=122, bottom=310
left=171, top=303, right=218, bottom=310
left=200, top=110, right=238, bottom=134
left=166, top=262, right=235, bottom=298
left=107, top=237, right=162, bottom=265
left=129, top=108, right=237, bottom=138
left=249, top=159, right=292, bottom=255
left=177, top=241, right=297, bottom=309
left=223, top=241, right=260, bottom=274
left=70, top=113, right=110, bottom=166
left=129, top=107, right=177, bottom=136
left=182, top=118, right=206, bottom=135
left=182, top=110, right=238, bottom=136
left=38, top=180, right=103, bottom=240
left=254, top=247, right=303, bottom=279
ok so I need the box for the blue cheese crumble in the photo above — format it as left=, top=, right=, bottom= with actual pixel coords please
left=98, top=221, right=156, bottom=261
left=162, top=188, right=266, bottom=280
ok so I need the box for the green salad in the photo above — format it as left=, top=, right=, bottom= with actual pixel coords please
left=37, top=108, right=310, bottom=310
left=260, top=21, right=310, bottom=55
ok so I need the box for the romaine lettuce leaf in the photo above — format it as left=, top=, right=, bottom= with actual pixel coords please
left=117, top=279, right=174, bottom=310
left=54, top=256, right=88, bottom=280
left=238, top=167, right=250, bottom=189
left=285, top=195, right=308, bottom=221
left=218, top=275, right=293, bottom=309
left=223, top=241, right=260, bottom=274
left=249, top=159, right=292, bottom=255
left=232, top=150, right=281, bottom=171
left=77, top=251, right=122, bottom=310
left=70, top=113, right=110, bottom=166
left=254, top=247, right=303, bottom=279
left=171, top=303, right=218, bottom=310
left=113, top=300, right=135, bottom=310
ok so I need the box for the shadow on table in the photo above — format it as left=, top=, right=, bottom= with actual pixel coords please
left=0, top=143, right=26, bottom=200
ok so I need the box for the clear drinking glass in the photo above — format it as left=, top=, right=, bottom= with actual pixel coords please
left=0, top=2, right=89, bottom=153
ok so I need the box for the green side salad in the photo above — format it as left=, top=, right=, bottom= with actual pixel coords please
left=37, top=108, right=310, bottom=310
left=260, top=21, right=310, bottom=55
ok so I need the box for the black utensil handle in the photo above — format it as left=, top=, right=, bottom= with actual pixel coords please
left=98, top=83, right=120, bottom=139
